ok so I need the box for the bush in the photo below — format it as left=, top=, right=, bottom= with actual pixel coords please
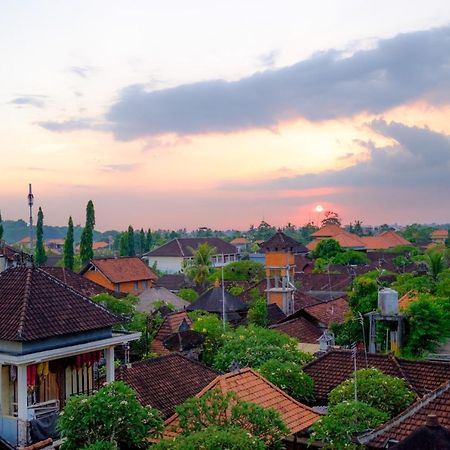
left=312, top=239, right=343, bottom=259
left=82, top=442, right=117, bottom=450
left=333, top=251, right=369, bottom=266
left=247, top=297, right=268, bottom=327
left=328, top=368, right=415, bottom=418
left=58, top=381, right=163, bottom=450
left=309, top=400, right=388, bottom=449
left=212, top=325, right=312, bottom=371
left=259, top=359, right=315, bottom=402
left=152, top=426, right=266, bottom=450
left=177, top=288, right=198, bottom=302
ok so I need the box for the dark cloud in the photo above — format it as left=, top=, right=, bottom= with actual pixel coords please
left=10, top=95, right=46, bottom=108
left=105, top=26, right=450, bottom=140
left=38, top=118, right=100, bottom=132
left=228, top=120, right=450, bottom=192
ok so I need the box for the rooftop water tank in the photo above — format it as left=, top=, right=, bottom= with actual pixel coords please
left=378, top=288, right=399, bottom=315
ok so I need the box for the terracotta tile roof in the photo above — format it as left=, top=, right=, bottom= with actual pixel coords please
left=93, top=241, right=109, bottom=250
left=431, top=229, right=448, bottom=238
left=45, top=238, right=65, bottom=245
left=230, top=237, right=250, bottom=245
left=41, top=266, right=123, bottom=298
left=303, top=349, right=450, bottom=404
left=261, top=231, right=308, bottom=253
left=398, top=290, right=419, bottom=310
left=81, top=257, right=158, bottom=283
left=303, top=297, right=349, bottom=326
left=307, top=232, right=367, bottom=250
left=295, top=272, right=353, bottom=293
left=271, top=316, right=322, bottom=344
left=145, top=238, right=237, bottom=258
left=311, top=224, right=344, bottom=238
left=115, top=353, right=218, bottom=417
left=359, top=381, right=450, bottom=448
left=0, top=241, right=30, bottom=262
left=0, top=267, right=120, bottom=341
left=163, top=368, right=320, bottom=438
left=361, top=231, right=412, bottom=250
left=150, top=311, right=192, bottom=355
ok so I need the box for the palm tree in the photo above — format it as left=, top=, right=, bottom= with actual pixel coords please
left=425, top=251, right=446, bottom=280
left=183, top=243, right=217, bottom=291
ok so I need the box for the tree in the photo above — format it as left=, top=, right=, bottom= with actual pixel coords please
left=247, top=297, right=268, bottom=327
left=312, top=238, right=343, bottom=260
left=446, top=229, right=450, bottom=248
left=329, top=368, right=415, bottom=418
left=63, top=216, right=75, bottom=270
left=183, top=243, right=216, bottom=290
left=34, top=207, right=47, bottom=266
left=80, top=200, right=95, bottom=265
left=309, top=401, right=388, bottom=449
left=145, top=228, right=153, bottom=252
left=212, top=325, right=312, bottom=371
left=152, top=426, right=266, bottom=450
left=127, top=225, right=135, bottom=256
left=177, top=288, right=199, bottom=302
left=119, top=233, right=128, bottom=256
left=173, top=389, right=288, bottom=449
left=425, top=251, right=446, bottom=280
left=321, top=211, right=342, bottom=227
left=211, top=260, right=265, bottom=283
left=259, top=359, right=315, bottom=402
left=58, top=381, right=163, bottom=450
left=0, top=211, right=3, bottom=241
left=139, top=228, right=145, bottom=256
left=333, top=250, right=369, bottom=265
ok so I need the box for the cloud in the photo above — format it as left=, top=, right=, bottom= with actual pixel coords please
left=10, top=95, right=46, bottom=108
left=258, top=50, right=279, bottom=69
left=104, top=26, right=450, bottom=140
left=229, top=120, right=450, bottom=192
left=101, top=163, right=139, bottom=172
left=70, top=66, right=95, bottom=78
left=38, top=118, right=100, bottom=132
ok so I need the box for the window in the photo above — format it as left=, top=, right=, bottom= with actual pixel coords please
left=143, top=280, right=148, bottom=289
left=134, top=281, right=139, bottom=290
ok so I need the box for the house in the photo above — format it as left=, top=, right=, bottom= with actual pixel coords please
left=115, top=353, right=218, bottom=418
left=186, top=282, right=249, bottom=323
left=431, top=229, right=448, bottom=246
left=142, top=237, right=238, bottom=273
left=361, top=231, right=412, bottom=250
left=302, top=348, right=450, bottom=405
left=80, top=256, right=158, bottom=294
left=357, top=382, right=450, bottom=448
left=230, top=237, right=250, bottom=253
left=0, top=242, right=31, bottom=272
left=136, top=287, right=189, bottom=314
left=154, top=274, right=195, bottom=293
left=44, top=239, right=65, bottom=254
left=162, top=368, right=320, bottom=444
left=0, top=267, right=140, bottom=447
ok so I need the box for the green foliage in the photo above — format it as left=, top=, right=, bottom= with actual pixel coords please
left=392, top=255, right=410, bottom=271
left=312, top=238, right=343, bottom=260
left=34, top=207, right=47, bottom=266
left=329, top=368, right=415, bottom=418
left=63, top=216, right=74, bottom=270
left=80, top=201, right=95, bottom=266
left=58, top=381, right=163, bottom=450
left=81, top=441, right=117, bottom=450
left=177, top=288, right=199, bottom=302
left=387, top=245, right=420, bottom=255
left=247, top=297, right=268, bottom=327
left=333, top=251, right=369, bottom=266
left=259, top=359, right=315, bottom=402
left=191, top=312, right=229, bottom=365
left=127, top=225, right=135, bottom=256
left=139, top=228, right=145, bottom=256
left=212, top=325, right=312, bottom=371
left=392, top=273, right=436, bottom=296
left=321, top=211, right=342, bottom=227
left=347, top=275, right=378, bottom=314
left=152, top=426, right=266, bottom=450
left=183, top=243, right=216, bottom=289
left=424, top=251, right=446, bottom=280
left=309, top=401, right=388, bottom=449
left=228, top=285, right=245, bottom=296
left=400, top=224, right=433, bottom=244
left=211, top=260, right=265, bottom=283
left=152, top=300, right=175, bottom=311
left=174, top=389, right=288, bottom=448
left=403, top=295, right=450, bottom=357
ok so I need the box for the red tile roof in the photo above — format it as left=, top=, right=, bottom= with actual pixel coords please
left=115, top=353, right=218, bottom=417
left=271, top=316, right=322, bottom=344
left=303, top=297, right=349, bottom=326
left=311, top=224, right=344, bottom=238
left=359, top=381, right=450, bottom=448
left=0, top=267, right=120, bottom=341
left=303, top=349, right=450, bottom=404
left=361, top=231, right=412, bottom=250
left=230, top=237, right=250, bottom=245
left=261, top=231, right=308, bottom=253
left=163, top=368, right=320, bottom=438
left=81, top=257, right=158, bottom=283
left=431, top=229, right=448, bottom=238
left=145, top=238, right=237, bottom=258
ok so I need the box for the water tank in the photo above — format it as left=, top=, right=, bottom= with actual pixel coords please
left=378, top=288, right=399, bottom=315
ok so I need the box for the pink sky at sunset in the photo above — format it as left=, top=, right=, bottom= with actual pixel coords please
left=2, top=1, right=450, bottom=231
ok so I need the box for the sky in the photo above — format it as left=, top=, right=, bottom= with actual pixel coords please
left=1, top=1, right=450, bottom=231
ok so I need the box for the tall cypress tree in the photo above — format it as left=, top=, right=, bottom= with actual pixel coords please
left=0, top=211, right=3, bottom=242
left=127, top=225, right=135, bottom=256
left=80, top=200, right=95, bottom=265
left=139, top=228, right=145, bottom=255
left=119, top=232, right=128, bottom=256
left=63, top=216, right=74, bottom=270
left=145, top=228, right=152, bottom=252
left=35, top=207, right=47, bottom=266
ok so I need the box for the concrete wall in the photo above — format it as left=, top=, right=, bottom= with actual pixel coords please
left=145, top=256, right=184, bottom=273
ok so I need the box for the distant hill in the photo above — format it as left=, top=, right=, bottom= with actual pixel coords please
left=2, top=219, right=119, bottom=244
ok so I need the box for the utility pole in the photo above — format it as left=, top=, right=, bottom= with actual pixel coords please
left=27, top=184, right=34, bottom=252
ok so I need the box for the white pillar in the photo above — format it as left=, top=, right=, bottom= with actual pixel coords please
left=0, top=364, right=2, bottom=416
left=105, top=347, right=115, bottom=383
left=17, top=365, right=28, bottom=446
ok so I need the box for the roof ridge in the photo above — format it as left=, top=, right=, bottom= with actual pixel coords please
left=175, top=239, right=184, bottom=257
left=358, top=380, right=450, bottom=445
left=16, top=267, right=33, bottom=340
left=390, top=354, right=417, bottom=394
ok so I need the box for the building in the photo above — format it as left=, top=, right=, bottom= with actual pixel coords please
left=0, top=267, right=140, bottom=447
left=431, top=229, right=448, bottom=246
left=230, top=237, right=250, bottom=253
left=44, top=239, right=65, bottom=254
left=80, top=257, right=158, bottom=294
left=142, top=237, right=238, bottom=273
left=0, top=242, right=31, bottom=272
left=136, top=287, right=189, bottom=314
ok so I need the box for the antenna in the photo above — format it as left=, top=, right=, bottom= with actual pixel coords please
left=27, top=184, right=34, bottom=252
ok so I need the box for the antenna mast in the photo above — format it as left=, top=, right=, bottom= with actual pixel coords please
left=28, top=184, right=34, bottom=252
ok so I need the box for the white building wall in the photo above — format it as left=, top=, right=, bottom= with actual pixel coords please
left=145, top=256, right=184, bottom=273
